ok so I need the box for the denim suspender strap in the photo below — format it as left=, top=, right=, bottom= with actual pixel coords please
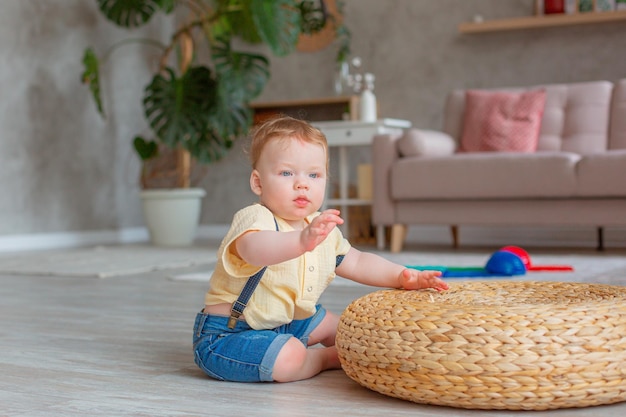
left=227, top=266, right=267, bottom=329
left=226, top=218, right=346, bottom=329
left=227, top=217, right=279, bottom=329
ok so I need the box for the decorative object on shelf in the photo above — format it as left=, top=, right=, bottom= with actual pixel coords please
left=565, top=0, right=579, bottom=13
left=335, top=55, right=361, bottom=95
left=334, top=60, right=351, bottom=95
left=544, top=0, right=565, bottom=14
left=472, top=14, right=485, bottom=22
left=359, top=73, right=377, bottom=122
left=533, top=0, right=578, bottom=16
left=579, top=0, right=594, bottom=11
left=596, top=0, right=617, bottom=11
left=341, top=57, right=377, bottom=121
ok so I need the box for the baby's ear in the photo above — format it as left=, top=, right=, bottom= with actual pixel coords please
left=249, top=170, right=262, bottom=196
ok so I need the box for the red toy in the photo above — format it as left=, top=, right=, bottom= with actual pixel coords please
left=499, top=246, right=574, bottom=271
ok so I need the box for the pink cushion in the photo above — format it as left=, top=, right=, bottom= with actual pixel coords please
left=460, top=89, right=546, bottom=153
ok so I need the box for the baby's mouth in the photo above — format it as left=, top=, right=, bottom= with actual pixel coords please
left=294, top=197, right=309, bottom=207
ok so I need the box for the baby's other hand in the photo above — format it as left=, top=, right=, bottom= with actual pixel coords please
left=400, top=268, right=449, bottom=292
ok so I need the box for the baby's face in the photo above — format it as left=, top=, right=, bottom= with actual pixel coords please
left=251, top=137, right=327, bottom=229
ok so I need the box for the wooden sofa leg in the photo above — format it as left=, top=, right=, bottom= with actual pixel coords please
left=390, top=224, right=407, bottom=253
left=451, top=225, right=459, bottom=249
left=597, top=227, right=604, bottom=251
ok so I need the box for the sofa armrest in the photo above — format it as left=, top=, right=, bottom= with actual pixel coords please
left=397, top=128, right=457, bottom=157
left=372, top=132, right=402, bottom=226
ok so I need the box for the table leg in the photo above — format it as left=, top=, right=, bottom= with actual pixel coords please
left=338, top=145, right=349, bottom=235
left=376, top=225, right=385, bottom=250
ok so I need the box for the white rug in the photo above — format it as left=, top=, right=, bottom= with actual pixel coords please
left=4, top=243, right=624, bottom=285
left=0, top=245, right=215, bottom=278
left=169, top=269, right=215, bottom=282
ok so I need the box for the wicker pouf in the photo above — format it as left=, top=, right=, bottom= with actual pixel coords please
left=336, top=281, right=626, bottom=410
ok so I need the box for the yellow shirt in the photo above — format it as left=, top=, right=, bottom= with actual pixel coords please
left=204, top=203, right=351, bottom=330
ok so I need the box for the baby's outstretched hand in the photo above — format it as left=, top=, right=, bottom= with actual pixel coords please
left=400, top=268, right=449, bottom=292
left=300, top=209, right=344, bottom=252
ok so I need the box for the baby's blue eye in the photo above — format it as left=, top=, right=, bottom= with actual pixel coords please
left=280, top=171, right=292, bottom=177
left=309, top=173, right=319, bottom=179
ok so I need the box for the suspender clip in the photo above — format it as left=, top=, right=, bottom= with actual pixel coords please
left=227, top=314, right=240, bottom=329
left=227, top=300, right=246, bottom=329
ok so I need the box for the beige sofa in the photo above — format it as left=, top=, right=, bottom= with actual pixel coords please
left=372, top=79, right=626, bottom=252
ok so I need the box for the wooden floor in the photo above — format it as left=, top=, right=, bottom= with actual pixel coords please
left=1, top=243, right=626, bottom=416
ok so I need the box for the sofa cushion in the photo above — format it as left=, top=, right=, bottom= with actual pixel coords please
left=538, top=81, right=612, bottom=154
left=460, top=89, right=546, bottom=153
left=576, top=150, right=626, bottom=197
left=391, top=152, right=580, bottom=200
left=398, top=129, right=456, bottom=157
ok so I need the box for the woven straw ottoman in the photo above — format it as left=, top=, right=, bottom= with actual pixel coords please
left=336, top=281, right=626, bottom=410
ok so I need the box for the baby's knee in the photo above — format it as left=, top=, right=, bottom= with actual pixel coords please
left=272, top=338, right=307, bottom=382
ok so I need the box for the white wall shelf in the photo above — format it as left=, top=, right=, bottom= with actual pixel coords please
left=459, top=10, right=626, bottom=34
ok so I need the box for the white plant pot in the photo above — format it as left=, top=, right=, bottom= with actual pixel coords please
left=140, top=188, right=206, bottom=247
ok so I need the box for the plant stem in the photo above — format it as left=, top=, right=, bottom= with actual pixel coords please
left=158, top=8, right=223, bottom=73
left=101, top=38, right=166, bottom=64
left=176, top=148, right=192, bottom=188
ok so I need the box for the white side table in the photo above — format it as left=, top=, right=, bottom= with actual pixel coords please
left=313, top=118, right=411, bottom=248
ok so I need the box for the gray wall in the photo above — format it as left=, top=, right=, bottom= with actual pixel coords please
left=2, top=0, right=625, bottom=240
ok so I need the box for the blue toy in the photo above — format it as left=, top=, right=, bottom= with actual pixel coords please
left=407, top=250, right=527, bottom=278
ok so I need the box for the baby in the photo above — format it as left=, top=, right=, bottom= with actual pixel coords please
left=193, top=115, right=448, bottom=383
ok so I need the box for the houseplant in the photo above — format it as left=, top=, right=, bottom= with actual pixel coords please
left=81, top=0, right=349, bottom=245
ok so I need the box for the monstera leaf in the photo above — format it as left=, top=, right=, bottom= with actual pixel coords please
left=143, top=67, right=219, bottom=156
left=223, top=0, right=301, bottom=56
left=212, top=37, right=270, bottom=102
left=97, top=0, right=175, bottom=28
left=245, top=0, right=302, bottom=56
left=133, top=136, right=158, bottom=161
left=184, top=119, right=235, bottom=164
left=81, top=48, right=104, bottom=116
left=200, top=82, right=251, bottom=159
left=217, top=0, right=263, bottom=44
